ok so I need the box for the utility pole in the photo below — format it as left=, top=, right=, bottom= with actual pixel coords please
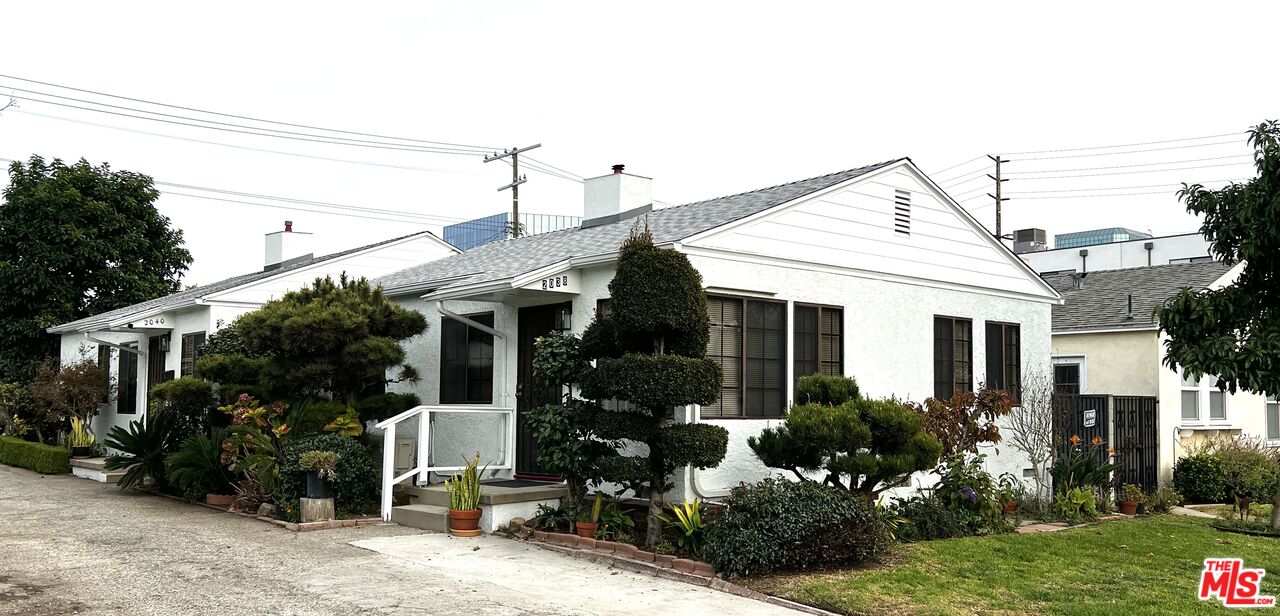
left=987, top=154, right=1010, bottom=240
left=484, top=143, right=541, bottom=238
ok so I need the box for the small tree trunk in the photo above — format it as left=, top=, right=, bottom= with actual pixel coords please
left=1271, top=484, right=1280, bottom=530
left=645, top=446, right=665, bottom=548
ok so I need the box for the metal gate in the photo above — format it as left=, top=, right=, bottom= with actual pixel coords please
left=1113, top=396, right=1159, bottom=492
left=1053, top=394, right=1110, bottom=467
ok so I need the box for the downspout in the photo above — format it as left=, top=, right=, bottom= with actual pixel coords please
left=684, top=404, right=731, bottom=500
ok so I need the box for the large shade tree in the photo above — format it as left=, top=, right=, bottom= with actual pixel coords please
left=0, top=156, right=191, bottom=381
left=1155, top=121, right=1280, bottom=529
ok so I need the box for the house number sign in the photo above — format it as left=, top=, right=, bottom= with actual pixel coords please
left=541, top=275, right=570, bottom=290
left=142, top=317, right=166, bottom=326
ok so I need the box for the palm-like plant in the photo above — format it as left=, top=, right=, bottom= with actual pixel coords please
left=104, top=412, right=175, bottom=490
left=658, top=500, right=708, bottom=556
left=165, top=429, right=236, bottom=496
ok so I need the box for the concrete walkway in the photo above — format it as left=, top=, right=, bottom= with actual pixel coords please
left=0, top=465, right=794, bottom=615
left=353, top=534, right=794, bottom=615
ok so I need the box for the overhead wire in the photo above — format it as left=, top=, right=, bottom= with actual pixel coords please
left=1004, top=154, right=1252, bottom=175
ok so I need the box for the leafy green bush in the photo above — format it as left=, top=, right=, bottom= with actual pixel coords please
left=0, top=435, right=71, bottom=474
left=105, top=412, right=177, bottom=489
left=149, top=377, right=219, bottom=445
left=794, top=373, right=860, bottom=405
left=934, top=454, right=1012, bottom=535
left=705, top=477, right=891, bottom=577
left=1143, top=486, right=1183, bottom=513
left=891, top=495, right=966, bottom=541
left=1218, top=447, right=1280, bottom=504
left=353, top=392, right=420, bottom=423
left=164, top=429, right=236, bottom=501
left=1054, top=487, right=1097, bottom=523
left=277, top=433, right=377, bottom=521
left=1173, top=452, right=1227, bottom=503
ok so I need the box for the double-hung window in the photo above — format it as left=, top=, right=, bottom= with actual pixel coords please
left=793, top=304, right=843, bottom=387
left=117, top=344, right=139, bottom=415
left=934, top=316, right=973, bottom=400
left=1267, top=396, right=1280, bottom=443
left=704, top=296, right=786, bottom=418
left=440, top=313, right=495, bottom=404
left=1180, top=370, right=1226, bottom=423
left=985, top=322, right=1021, bottom=398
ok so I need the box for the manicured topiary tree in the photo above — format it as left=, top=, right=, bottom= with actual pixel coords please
left=749, top=374, right=942, bottom=497
left=577, top=224, right=728, bottom=547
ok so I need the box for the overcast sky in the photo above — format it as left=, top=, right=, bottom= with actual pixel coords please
left=1, top=2, right=1275, bottom=284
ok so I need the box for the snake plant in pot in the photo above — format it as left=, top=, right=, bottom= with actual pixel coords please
left=446, top=452, right=484, bottom=537
left=68, top=417, right=95, bottom=459
left=576, top=492, right=603, bottom=538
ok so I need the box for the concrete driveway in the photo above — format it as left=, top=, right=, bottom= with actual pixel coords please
left=0, top=465, right=795, bottom=615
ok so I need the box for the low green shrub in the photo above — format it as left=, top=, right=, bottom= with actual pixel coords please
left=149, top=377, right=220, bottom=446
left=164, top=429, right=236, bottom=501
left=891, top=495, right=966, bottom=541
left=1143, top=486, right=1183, bottom=514
left=277, top=433, right=377, bottom=521
left=1173, top=452, right=1227, bottom=503
left=704, top=477, right=891, bottom=577
left=0, top=435, right=71, bottom=474
left=934, top=454, right=1012, bottom=535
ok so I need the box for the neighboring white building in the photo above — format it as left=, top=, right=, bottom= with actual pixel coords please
left=1017, top=229, right=1213, bottom=275
left=1046, top=261, right=1275, bottom=488
left=374, top=159, right=1062, bottom=508
left=49, top=223, right=458, bottom=440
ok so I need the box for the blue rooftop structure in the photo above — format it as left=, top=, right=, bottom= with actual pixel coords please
left=1054, top=227, right=1152, bottom=250
left=444, top=212, right=581, bottom=251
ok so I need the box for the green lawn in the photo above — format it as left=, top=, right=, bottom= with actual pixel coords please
left=744, top=516, right=1280, bottom=615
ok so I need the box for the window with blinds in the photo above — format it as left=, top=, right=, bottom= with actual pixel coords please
left=984, top=322, right=1021, bottom=398
left=934, top=316, right=972, bottom=400
left=794, top=304, right=843, bottom=388
left=181, top=331, right=206, bottom=377
left=440, top=313, right=495, bottom=404
left=704, top=296, right=786, bottom=418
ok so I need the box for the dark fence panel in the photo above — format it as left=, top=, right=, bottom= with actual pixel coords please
left=1113, top=396, right=1159, bottom=492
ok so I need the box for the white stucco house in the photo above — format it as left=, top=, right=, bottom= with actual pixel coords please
left=1045, top=260, right=1275, bottom=489
left=373, top=158, right=1062, bottom=518
left=49, top=223, right=458, bottom=441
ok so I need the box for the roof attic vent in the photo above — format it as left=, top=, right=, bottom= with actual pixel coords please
left=893, top=190, right=911, bottom=236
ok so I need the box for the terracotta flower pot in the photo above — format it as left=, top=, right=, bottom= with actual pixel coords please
left=449, top=508, right=482, bottom=537
left=575, top=521, right=599, bottom=538
left=1003, top=500, right=1017, bottom=514
left=206, top=493, right=236, bottom=507
left=1117, top=499, right=1139, bottom=516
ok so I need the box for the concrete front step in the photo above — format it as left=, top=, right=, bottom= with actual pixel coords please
left=70, top=457, right=108, bottom=471
left=69, top=457, right=127, bottom=484
left=404, top=482, right=567, bottom=508
left=390, top=504, right=450, bottom=533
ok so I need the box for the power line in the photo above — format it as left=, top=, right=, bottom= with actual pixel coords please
left=1004, top=154, right=1252, bottom=175
left=940, top=171, right=991, bottom=189
left=161, top=191, right=436, bottom=226
left=929, top=156, right=985, bottom=178
left=1009, top=161, right=1252, bottom=181
left=1006, top=177, right=1249, bottom=194
left=1015, top=139, right=1244, bottom=161
left=0, top=73, right=500, bottom=151
left=1004, top=131, right=1243, bottom=156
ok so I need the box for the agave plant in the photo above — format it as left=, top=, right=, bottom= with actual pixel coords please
left=445, top=452, right=483, bottom=511
left=165, top=429, right=237, bottom=496
left=104, top=411, right=176, bottom=490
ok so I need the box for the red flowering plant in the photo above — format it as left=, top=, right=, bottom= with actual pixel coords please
left=220, top=393, right=291, bottom=508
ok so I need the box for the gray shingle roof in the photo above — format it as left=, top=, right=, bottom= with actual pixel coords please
left=51, top=230, right=442, bottom=333
left=378, top=159, right=903, bottom=294
left=1046, top=260, right=1231, bottom=332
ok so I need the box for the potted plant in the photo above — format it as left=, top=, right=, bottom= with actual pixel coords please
left=299, top=450, right=339, bottom=499
left=997, top=473, right=1020, bottom=514
left=1117, top=483, right=1143, bottom=516
left=446, top=452, right=484, bottom=537
left=576, top=492, right=603, bottom=538
left=68, top=417, right=95, bottom=458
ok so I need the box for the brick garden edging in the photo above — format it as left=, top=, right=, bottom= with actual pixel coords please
left=150, top=490, right=383, bottom=532
left=511, top=525, right=839, bottom=616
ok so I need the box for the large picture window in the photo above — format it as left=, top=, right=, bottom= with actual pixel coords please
left=440, top=313, right=495, bottom=404
left=985, top=322, right=1021, bottom=397
left=794, top=304, right=843, bottom=386
left=181, top=331, right=206, bottom=377
left=704, top=296, right=786, bottom=418
left=934, top=316, right=972, bottom=400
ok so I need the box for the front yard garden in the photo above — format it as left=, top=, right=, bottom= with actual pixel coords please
left=744, top=515, right=1279, bottom=616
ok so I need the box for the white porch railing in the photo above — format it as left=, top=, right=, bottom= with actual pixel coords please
left=375, top=404, right=516, bottom=522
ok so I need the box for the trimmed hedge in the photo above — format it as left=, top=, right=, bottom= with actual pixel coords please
left=0, top=436, right=71, bottom=475
left=705, top=477, right=891, bottom=577
left=277, top=433, right=378, bottom=522
left=581, top=354, right=721, bottom=410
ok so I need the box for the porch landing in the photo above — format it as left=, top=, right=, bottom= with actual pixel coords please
left=392, top=480, right=566, bottom=533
